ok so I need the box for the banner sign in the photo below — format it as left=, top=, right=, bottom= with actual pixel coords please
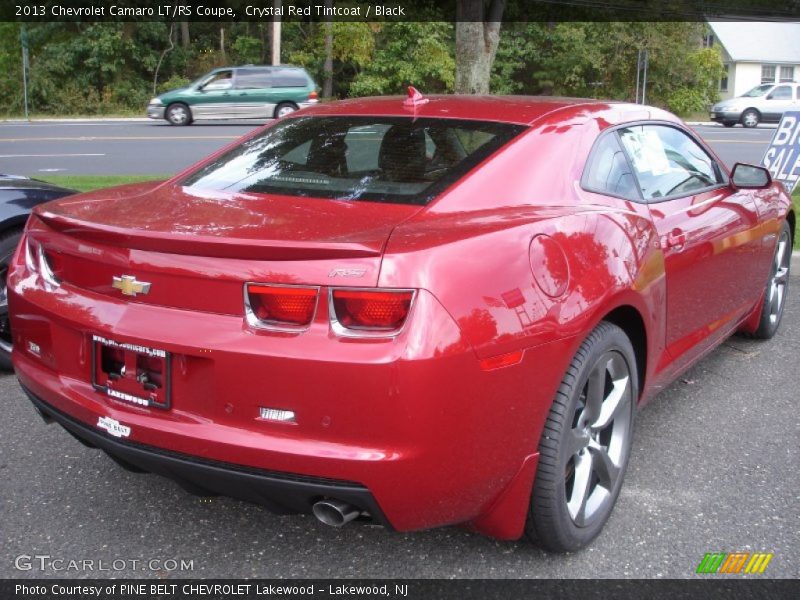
left=761, top=111, right=800, bottom=194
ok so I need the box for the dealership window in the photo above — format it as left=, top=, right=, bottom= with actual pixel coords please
left=720, top=64, right=729, bottom=92
left=761, top=65, right=777, bottom=84
left=779, top=66, right=795, bottom=82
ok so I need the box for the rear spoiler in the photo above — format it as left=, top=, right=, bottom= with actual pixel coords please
left=33, top=212, right=382, bottom=261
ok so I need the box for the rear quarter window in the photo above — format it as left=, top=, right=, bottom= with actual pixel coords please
left=581, top=133, right=639, bottom=201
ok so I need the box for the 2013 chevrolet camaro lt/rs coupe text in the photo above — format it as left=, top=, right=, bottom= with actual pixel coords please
left=8, top=92, right=793, bottom=551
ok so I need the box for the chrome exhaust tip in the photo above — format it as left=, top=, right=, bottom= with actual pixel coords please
left=312, top=499, right=361, bottom=527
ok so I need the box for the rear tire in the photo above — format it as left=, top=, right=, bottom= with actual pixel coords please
left=750, top=221, right=791, bottom=339
left=165, top=103, right=192, bottom=126
left=274, top=102, right=298, bottom=119
left=525, top=321, right=637, bottom=552
left=741, top=109, right=760, bottom=128
left=0, top=229, right=23, bottom=370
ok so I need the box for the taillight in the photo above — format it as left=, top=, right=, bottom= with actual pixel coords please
left=330, top=289, right=415, bottom=335
left=24, top=238, right=38, bottom=272
left=307, top=90, right=319, bottom=102
left=245, top=284, right=319, bottom=330
left=25, top=238, right=60, bottom=288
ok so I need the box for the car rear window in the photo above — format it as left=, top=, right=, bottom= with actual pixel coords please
left=182, top=116, right=524, bottom=205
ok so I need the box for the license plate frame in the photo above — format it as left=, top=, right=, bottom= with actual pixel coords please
left=91, top=334, right=172, bottom=410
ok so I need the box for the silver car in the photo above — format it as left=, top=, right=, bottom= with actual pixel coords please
left=710, top=82, right=800, bottom=128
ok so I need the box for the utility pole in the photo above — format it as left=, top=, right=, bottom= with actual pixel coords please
left=635, top=48, right=648, bottom=104
left=271, top=0, right=281, bottom=65
left=20, top=26, right=30, bottom=120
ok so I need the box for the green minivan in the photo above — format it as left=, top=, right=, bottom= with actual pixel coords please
left=147, top=65, right=318, bottom=125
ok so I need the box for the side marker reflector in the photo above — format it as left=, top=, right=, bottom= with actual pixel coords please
left=479, top=350, right=524, bottom=371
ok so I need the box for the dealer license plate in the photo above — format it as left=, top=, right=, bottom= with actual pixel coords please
left=91, top=334, right=172, bottom=409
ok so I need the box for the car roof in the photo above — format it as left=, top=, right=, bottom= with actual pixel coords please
left=214, top=65, right=305, bottom=71
left=295, top=95, right=679, bottom=127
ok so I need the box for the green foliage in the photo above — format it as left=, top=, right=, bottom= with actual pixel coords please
left=349, top=22, right=455, bottom=96
left=666, top=47, right=724, bottom=114
left=286, top=21, right=377, bottom=97
left=0, top=23, right=24, bottom=114
left=793, top=189, right=800, bottom=249
left=157, top=74, right=192, bottom=95
left=231, top=36, right=262, bottom=65
left=667, top=88, right=710, bottom=116
left=492, top=22, right=717, bottom=114
left=0, top=21, right=725, bottom=118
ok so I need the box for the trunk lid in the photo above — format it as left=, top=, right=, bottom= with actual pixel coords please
left=31, top=182, right=421, bottom=315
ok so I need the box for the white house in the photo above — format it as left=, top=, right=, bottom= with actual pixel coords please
left=707, top=21, right=800, bottom=100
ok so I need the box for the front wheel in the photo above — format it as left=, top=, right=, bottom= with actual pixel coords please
left=525, top=321, right=637, bottom=552
left=750, top=221, right=791, bottom=339
left=165, top=103, right=192, bottom=126
left=0, top=229, right=23, bottom=370
left=741, top=109, right=760, bottom=128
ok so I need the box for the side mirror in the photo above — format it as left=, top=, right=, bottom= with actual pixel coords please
left=731, top=163, right=771, bottom=189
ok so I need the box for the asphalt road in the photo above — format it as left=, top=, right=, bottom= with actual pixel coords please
left=1, top=286, right=798, bottom=578
left=0, top=120, right=779, bottom=177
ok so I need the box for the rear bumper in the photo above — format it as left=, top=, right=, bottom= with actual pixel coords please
left=23, top=385, right=391, bottom=526
left=8, top=240, right=567, bottom=538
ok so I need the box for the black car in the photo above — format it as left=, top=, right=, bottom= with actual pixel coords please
left=0, top=175, right=76, bottom=369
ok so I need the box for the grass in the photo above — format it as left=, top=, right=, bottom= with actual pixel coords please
left=36, top=174, right=169, bottom=193
left=793, top=189, right=800, bottom=249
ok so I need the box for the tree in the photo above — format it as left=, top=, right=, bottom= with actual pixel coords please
left=153, top=23, right=175, bottom=95
left=455, top=0, right=505, bottom=94
left=348, top=22, right=454, bottom=97
left=322, top=0, right=333, bottom=98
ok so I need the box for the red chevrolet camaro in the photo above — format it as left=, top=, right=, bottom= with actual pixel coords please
left=8, top=92, right=793, bottom=552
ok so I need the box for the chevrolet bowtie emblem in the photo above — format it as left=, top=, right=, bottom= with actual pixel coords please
left=112, top=275, right=151, bottom=297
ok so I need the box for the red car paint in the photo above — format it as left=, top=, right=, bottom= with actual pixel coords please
left=8, top=96, right=793, bottom=540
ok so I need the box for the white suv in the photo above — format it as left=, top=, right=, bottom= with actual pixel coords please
left=710, top=82, right=800, bottom=127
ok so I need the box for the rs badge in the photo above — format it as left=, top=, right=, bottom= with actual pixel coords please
left=112, top=275, right=151, bottom=296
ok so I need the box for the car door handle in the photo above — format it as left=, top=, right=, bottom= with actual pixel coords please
left=665, top=230, right=686, bottom=249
